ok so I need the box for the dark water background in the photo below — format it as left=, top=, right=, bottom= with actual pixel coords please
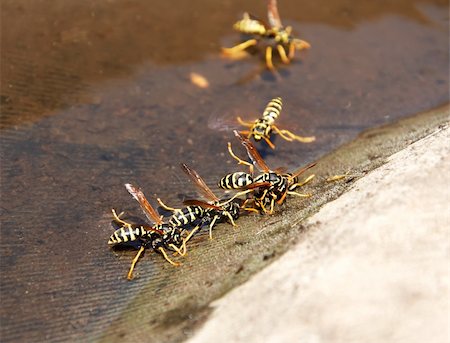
left=1, top=0, right=448, bottom=341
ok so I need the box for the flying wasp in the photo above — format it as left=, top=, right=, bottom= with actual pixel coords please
left=158, top=163, right=241, bottom=241
left=237, top=96, right=315, bottom=149
left=108, top=184, right=189, bottom=280
left=219, top=130, right=316, bottom=214
left=222, top=0, right=310, bottom=70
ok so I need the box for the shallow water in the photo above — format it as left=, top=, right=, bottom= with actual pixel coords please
left=1, top=0, right=448, bottom=342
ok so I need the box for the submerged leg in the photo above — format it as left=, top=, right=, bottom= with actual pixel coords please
left=158, top=247, right=180, bottom=266
left=222, top=39, right=258, bottom=54
left=127, top=246, right=145, bottom=280
left=265, top=46, right=275, bottom=70
left=272, top=125, right=316, bottom=143
left=262, top=136, right=275, bottom=149
left=277, top=44, right=290, bottom=64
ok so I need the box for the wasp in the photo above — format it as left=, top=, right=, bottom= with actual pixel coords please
left=222, top=0, right=310, bottom=70
left=237, top=97, right=315, bottom=149
left=219, top=130, right=316, bottom=214
left=108, top=183, right=189, bottom=280
left=158, top=163, right=241, bottom=241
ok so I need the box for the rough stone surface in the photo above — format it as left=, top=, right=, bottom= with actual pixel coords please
left=186, top=126, right=450, bottom=343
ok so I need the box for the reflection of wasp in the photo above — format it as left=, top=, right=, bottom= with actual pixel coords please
left=158, top=163, right=241, bottom=241
left=237, top=97, right=315, bottom=149
left=220, top=130, right=316, bottom=214
left=108, top=184, right=188, bottom=280
left=223, top=0, right=311, bottom=69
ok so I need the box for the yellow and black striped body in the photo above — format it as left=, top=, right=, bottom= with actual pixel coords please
left=108, top=223, right=184, bottom=252
left=167, top=205, right=206, bottom=228
left=233, top=15, right=303, bottom=50
left=108, top=225, right=149, bottom=247
left=251, top=97, right=282, bottom=142
left=219, top=172, right=254, bottom=190
left=233, top=13, right=267, bottom=36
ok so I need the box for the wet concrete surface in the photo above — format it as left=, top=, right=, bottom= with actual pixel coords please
left=0, top=0, right=449, bottom=342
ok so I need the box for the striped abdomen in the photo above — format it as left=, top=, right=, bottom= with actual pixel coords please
left=233, top=13, right=266, bottom=35
left=168, top=206, right=205, bottom=227
left=261, top=97, right=282, bottom=125
left=219, top=172, right=253, bottom=190
left=108, top=225, right=148, bottom=246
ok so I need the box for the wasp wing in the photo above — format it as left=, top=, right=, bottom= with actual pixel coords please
left=233, top=130, right=271, bottom=172
left=182, top=199, right=221, bottom=210
left=267, top=0, right=283, bottom=29
left=125, top=183, right=163, bottom=225
left=180, top=163, right=220, bottom=203
left=290, top=162, right=317, bottom=178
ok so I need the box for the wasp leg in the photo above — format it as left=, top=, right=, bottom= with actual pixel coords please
left=127, top=246, right=146, bottom=280
left=240, top=198, right=260, bottom=213
left=158, top=247, right=180, bottom=266
left=289, top=42, right=296, bottom=59
left=259, top=197, right=275, bottom=215
left=217, top=189, right=254, bottom=207
left=156, top=198, right=180, bottom=212
left=244, top=206, right=260, bottom=213
left=265, top=46, right=275, bottom=70
left=208, top=216, right=220, bottom=239
left=287, top=191, right=312, bottom=198
left=277, top=191, right=288, bottom=205
left=183, top=224, right=202, bottom=246
left=169, top=244, right=186, bottom=257
left=272, top=125, right=316, bottom=143
left=222, top=39, right=258, bottom=54
left=237, top=116, right=256, bottom=128
left=268, top=197, right=276, bottom=214
left=255, top=189, right=271, bottom=214
left=289, top=174, right=315, bottom=190
left=227, top=142, right=254, bottom=174
left=326, top=171, right=353, bottom=182
left=294, top=39, right=311, bottom=51
left=277, top=44, right=290, bottom=64
left=262, top=136, right=276, bottom=149
left=238, top=130, right=254, bottom=140
left=112, top=209, right=132, bottom=227
left=224, top=212, right=238, bottom=228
